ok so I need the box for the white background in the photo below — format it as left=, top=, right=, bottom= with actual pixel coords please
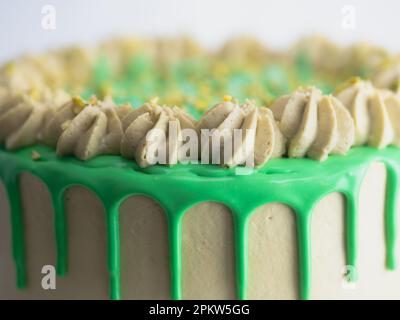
left=0, top=0, right=399, bottom=62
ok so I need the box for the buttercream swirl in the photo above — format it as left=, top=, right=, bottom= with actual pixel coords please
left=372, top=59, right=400, bottom=94
left=335, top=78, right=399, bottom=148
left=0, top=87, right=68, bottom=150
left=2, top=35, right=400, bottom=168
left=197, top=97, right=286, bottom=167
left=55, top=96, right=129, bottom=160
left=270, top=87, right=355, bottom=161
left=121, top=103, right=197, bottom=167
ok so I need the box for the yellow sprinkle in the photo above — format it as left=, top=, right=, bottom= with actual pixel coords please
left=213, top=62, right=229, bottom=77
left=149, top=96, right=159, bottom=106
left=199, top=85, right=211, bottom=96
left=335, top=77, right=360, bottom=93
left=4, top=62, right=15, bottom=75
left=88, top=95, right=98, bottom=105
left=195, top=100, right=208, bottom=111
left=223, top=95, right=232, bottom=102
left=349, top=76, right=360, bottom=84
left=72, top=96, right=86, bottom=107
left=31, top=150, right=41, bottom=161
left=29, top=87, right=41, bottom=101
left=380, top=57, right=392, bottom=69
left=99, top=83, right=112, bottom=98
left=72, top=96, right=86, bottom=113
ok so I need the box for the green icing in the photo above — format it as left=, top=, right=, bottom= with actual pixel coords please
left=0, top=145, right=399, bottom=300
left=87, top=54, right=355, bottom=115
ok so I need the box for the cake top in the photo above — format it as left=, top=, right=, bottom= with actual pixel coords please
left=1, top=36, right=400, bottom=168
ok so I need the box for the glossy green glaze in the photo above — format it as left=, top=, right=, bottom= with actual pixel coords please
left=0, top=145, right=399, bottom=300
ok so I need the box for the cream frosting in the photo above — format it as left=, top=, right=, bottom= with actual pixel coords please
left=379, top=90, right=400, bottom=147
left=155, top=36, right=204, bottom=67
left=1, top=81, right=399, bottom=167
left=290, top=36, right=347, bottom=73
left=2, top=34, right=400, bottom=168
left=0, top=61, right=45, bottom=94
left=0, top=90, right=49, bottom=150
left=218, top=37, right=269, bottom=63
left=42, top=96, right=87, bottom=147
left=197, top=98, right=286, bottom=167
left=0, top=47, right=96, bottom=98
left=349, top=43, right=388, bottom=72
left=56, top=96, right=127, bottom=160
left=335, top=78, right=399, bottom=149
left=372, top=60, right=400, bottom=94
left=334, top=78, right=374, bottom=146
left=270, top=87, right=355, bottom=161
left=121, top=103, right=197, bottom=167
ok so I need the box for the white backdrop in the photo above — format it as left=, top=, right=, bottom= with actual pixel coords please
left=0, top=0, right=399, bottom=62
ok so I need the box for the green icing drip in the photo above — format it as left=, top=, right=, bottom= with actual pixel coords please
left=345, top=192, right=359, bottom=282
left=385, top=164, right=399, bottom=270
left=51, top=191, right=68, bottom=276
left=0, top=145, right=399, bottom=300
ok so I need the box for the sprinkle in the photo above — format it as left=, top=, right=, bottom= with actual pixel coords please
left=31, top=150, right=41, bottom=161
left=29, top=87, right=41, bottom=101
left=349, top=76, right=360, bottom=84
left=380, top=57, right=392, bottom=69
left=99, top=83, right=112, bottom=97
left=88, top=95, right=98, bottom=105
left=223, top=95, right=233, bottom=102
left=4, top=62, right=15, bottom=75
left=194, top=100, right=208, bottom=111
left=335, top=76, right=360, bottom=93
left=199, top=85, right=211, bottom=96
left=213, top=62, right=229, bottom=76
left=72, top=96, right=86, bottom=107
left=149, top=96, right=159, bottom=106
left=72, top=96, right=86, bottom=113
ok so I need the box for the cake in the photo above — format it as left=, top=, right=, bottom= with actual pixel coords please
left=1, top=36, right=400, bottom=300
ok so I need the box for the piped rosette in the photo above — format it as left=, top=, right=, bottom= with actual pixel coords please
left=0, top=87, right=69, bottom=150
left=269, top=87, right=355, bottom=161
left=335, top=78, right=400, bottom=148
left=372, top=58, right=400, bottom=94
left=121, top=102, right=197, bottom=167
left=54, top=96, right=131, bottom=160
left=196, top=96, right=286, bottom=168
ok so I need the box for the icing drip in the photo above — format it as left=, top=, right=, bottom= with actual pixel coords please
left=0, top=145, right=399, bottom=300
left=2, top=37, right=400, bottom=301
